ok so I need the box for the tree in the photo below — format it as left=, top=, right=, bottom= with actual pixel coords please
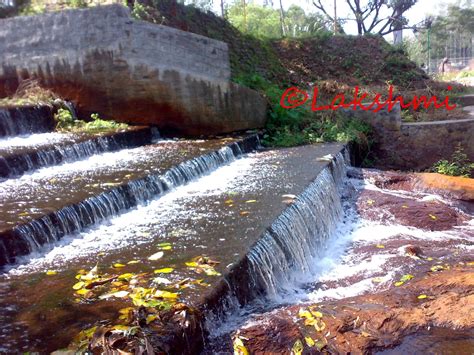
left=313, top=0, right=418, bottom=36
left=177, top=0, right=213, bottom=12
left=227, top=2, right=328, bottom=39
left=405, top=4, right=474, bottom=69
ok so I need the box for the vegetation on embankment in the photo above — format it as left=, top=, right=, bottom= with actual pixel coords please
left=0, top=79, right=128, bottom=134
left=55, top=109, right=128, bottom=133
left=432, top=144, right=474, bottom=178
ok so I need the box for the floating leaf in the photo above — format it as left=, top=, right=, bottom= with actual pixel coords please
left=153, top=277, right=172, bottom=285
left=298, top=308, right=313, bottom=320
left=240, top=211, right=250, bottom=216
left=314, top=319, right=326, bottom=332
left=233, top=337, right=249, bottom=355
left=146, top=314, right=158, bottom=324
left=46, top=270, right=57, bottom=276
left=157, top=242, right=172, bottom=248
left=305, top=336, right=315, bottom=347
left=112, top=325, right=130, bottom=332
left=225, top=199, right=234, bottom=205
left=430, top=265, right=445, bottom=272
left=376, top=244, right=385, bottom=249
left=154, top=268, right=174, bottom=274
left=426, top=257, right=433, bottom=261
left=417, top=294, right=428, bottom=299
left=73, top=281, right=86, bottom=290
left=148, top=251, right=164, bottom=261
left=204, top=268, right=221, bottom=276
left=467, top=261, right=474, bottom=266
left=245, top=200, right=257, bottom=203
left=367, top=199, right=375, bottom=205
left=127, top=260, right=140, bottom=265
left=400, top=274, right=414, bottom=282
left=402, top=205, right=408, bottom=209
left=185, top=262, right=199, bottom=267
left=312, top=310, right=323, bottom=318
left=113, top=263, right=126, bottom=268
left=429, top=214, right=437, bottom=220
left=372, top=277, right=384, bottom=283
left=154, top=290, right=179, bottom=299
left=118, top=273, right=135, bottom=281
left=75, top=289, right=90, bottom=296
left=282, top=194, right=297, bottom=199
left=314, top=339, right=326, bottom=351
left=99, top=290, right=129, bottom=299
left=291, top=339, right=304, bottom=355
left=118, top=307, right=134, bottom=315
left=160, top=245, right=172, bottom=251
left=394, top=281, right=404, bottom=287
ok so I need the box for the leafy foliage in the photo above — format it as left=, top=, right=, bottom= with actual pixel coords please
left=234, top=73, right=372, bottom=150
left=55, top=109, right=128, bottom=132
left=432, top=144, right=474, bottom=178
left=227, top=2, right=328, bottom=39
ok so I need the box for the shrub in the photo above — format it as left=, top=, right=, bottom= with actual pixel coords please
left=432, top=144, right=474, bottom=177
left=55, top=109, right=128, bottom=132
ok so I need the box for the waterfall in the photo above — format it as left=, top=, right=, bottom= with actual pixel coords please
left=0, top=106, right=55, bottom=138
left=0, top=136, right=259, bottom=267
left=0, top=127, right=154, bottom=179
left=206, top=152, right=347, bottom=314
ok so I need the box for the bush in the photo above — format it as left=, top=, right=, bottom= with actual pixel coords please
left=55, top=109, right=128, bottom=132
left=234, top=73, right=372, bottom=151
left=432, top=144, right=474, bottom=177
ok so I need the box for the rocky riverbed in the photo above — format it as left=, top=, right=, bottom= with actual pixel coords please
left=226, top=169, right=474, bottom=354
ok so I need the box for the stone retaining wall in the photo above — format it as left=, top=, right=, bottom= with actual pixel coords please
left=0, top=5, right=267, bottom=136
left=342, top=106, right=474, bottom=170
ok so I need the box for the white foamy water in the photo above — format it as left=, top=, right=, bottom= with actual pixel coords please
left=0, top=140, right=199, bottom=198
left=0, top=132, right=75, bottom=150
left=6, top=151, right=277, bottom=275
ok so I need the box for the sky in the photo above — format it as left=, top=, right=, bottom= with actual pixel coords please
left=211, top=0, right=463, bottom=37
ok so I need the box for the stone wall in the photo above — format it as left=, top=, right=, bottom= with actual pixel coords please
left=0, top=5, right=267, bottom=136
left=342, top=106, right=474, bottom=170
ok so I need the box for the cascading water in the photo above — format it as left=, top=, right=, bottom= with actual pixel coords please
left=0, top=127, right=155, bottom=179
left=204, top=152, right=348, bottom=321
left=0, top=106, right=55, bottom=138
left=0, top=136, right=259, bottom=267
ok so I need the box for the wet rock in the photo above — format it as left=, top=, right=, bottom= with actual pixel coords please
left=414, top=173, right=474, bottom=202
left=404, top=245, right=423, bottom=258
left=232, top=266, right=474, bottom=354
left=356, top=190, right=467, bottom=231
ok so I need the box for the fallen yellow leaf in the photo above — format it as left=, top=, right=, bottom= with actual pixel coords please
left=154, top=268, right=174, bottom=274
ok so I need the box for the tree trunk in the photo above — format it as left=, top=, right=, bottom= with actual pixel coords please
left=220, top=0, right=225, bottom=18
left=279, top=0, right=286, bottom=37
